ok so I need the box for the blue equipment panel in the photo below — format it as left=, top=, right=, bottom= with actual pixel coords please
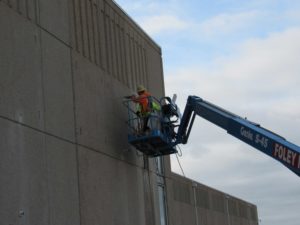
left=128, top=129, right=177, bottom=157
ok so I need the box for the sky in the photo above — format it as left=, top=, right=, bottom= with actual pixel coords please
left=114, top=1, right=300, bottom=225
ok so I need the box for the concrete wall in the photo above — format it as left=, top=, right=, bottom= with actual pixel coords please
left=166, top=173, right=258, bottom=225
left=0, top=1, right=258, bottom=225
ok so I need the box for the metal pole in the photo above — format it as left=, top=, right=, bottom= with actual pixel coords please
left=225, top=195, right=231, bottom=225
left=192, top=182, right=199, bottom=225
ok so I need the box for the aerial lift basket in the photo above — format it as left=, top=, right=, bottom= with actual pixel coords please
left=123, top=97, right=178, bottom=157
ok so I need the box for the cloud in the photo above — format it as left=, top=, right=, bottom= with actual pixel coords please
left=167, top=27, right=300, bottom=158
left=138, top=10, right=264, bottom=40
left=284, top=9, right=300, bottom=22
left=140, top=15, right=189, bottom=35
left=198, top=10, right=261, bottom=37
left=166, top=27, right=300, bottom=105
left=168, top=27, right=300, bottom=225
left=114, top=0, right=184, bottom=19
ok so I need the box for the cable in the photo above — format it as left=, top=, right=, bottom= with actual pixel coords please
left=154, top=157, right=160, bottom=175
left=177, top=144, right=183, bottom=157
left=175, top=153, right=185, bottom=177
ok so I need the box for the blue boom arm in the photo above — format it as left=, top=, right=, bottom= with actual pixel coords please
left=176, top=96, right=300, bottom=177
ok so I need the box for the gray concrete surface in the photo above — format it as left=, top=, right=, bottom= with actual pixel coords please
left=0, top=1, right=258, bottom=225
left=39, top=0, right=70, bottom=44
left=0, top=117, right=48, bottom=225
left=41, top=30, right=75, bottom=141
left=0, top=4, right=43, bottom=130
left=166, top=173, right=258, bottom=225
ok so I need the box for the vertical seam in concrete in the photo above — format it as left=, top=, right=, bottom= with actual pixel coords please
left=24, top=0, right=28, bottom=19
left=163, top=178, right=171, bottom=225
left=91, top=2, right=98, bottom=66
left=138, top=43, right=143, bottom=85
left=89, top=0, right=96, bottom=63
left=144, top=48, right=149, bottom=88
left=104, top=8, right=111, bottom=72
left=117, top=21, right=123, bottom=83
left=87, top=0, right=95, bottom=62
left=143, top=46, right=147, bottom=86
left=36, top=0, right=50, bottom=223
left=161, top=158, right=170, bottom=225
left=72, top=0, right=79, bottom=52
left=79, top=0, right=85, bottom=56
left=127, top=32, right=133, bottom=89
left=103, top=3, right=110, bottom=74
left=137, top=40, right=142, bottom=85
left=143, top=156, right=156, bottom=225
left=134, top=38, right=139, bottom=86
left=110, top=16, right=116, bottom=78
left=148, top=169, right=156, bottom=225
left=96, top=4, right=104, bottom=69
left=36, top=0, right=45, bottom=132
left=84, top=0, right=91, bottom=60
left=121, top=26, right=127, bottom=87
left=44, top=135, right=51, bottom=225
left=68, top=0, right=82, bottom=222
left=113, top=16, right=119, bottom=81
left=107, top=13, right=113, bottom=74
left=132, top=37, right=136, bottom=86
left=130, top=36, right=136, bottom=87
left=70, top=50, right=83, bottom=225
left=159, top=57, right=166, bottom=95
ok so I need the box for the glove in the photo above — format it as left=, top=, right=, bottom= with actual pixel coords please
left=124, top=95, right=131, bottom=99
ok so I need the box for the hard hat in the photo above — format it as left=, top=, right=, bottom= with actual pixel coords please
left=137, top=85, right=146, bottom=92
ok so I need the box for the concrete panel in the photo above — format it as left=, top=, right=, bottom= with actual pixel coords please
left=212, top=211, right=229, bottom=225
left=0, top=118, right=48, bottom=225
left=78, top=146, right=146, bottom=225
left=72, top=52, right=140, bottom=162
left=0, top=0, right=38, bottom=22
left=0, top=5, right=44, bottom=129
left=39, top=0, right=70, bottom=43
left=46, top=136, right=80, bottom=225
left=167, top=173, right=258, bottom=225
left=41, top=30, right=75, bottom=141
left=197, top=208, right=209, bottom=225
left=72, top=52, right=112, bottom=149
left=145, top=43, right=164, bottom=98
left=165, top=177, right=196, bottom=225
left=171, top=202, right=197, bottom=225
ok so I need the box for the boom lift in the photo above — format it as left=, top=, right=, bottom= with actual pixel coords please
left=124, top=95, right=300, bottom=177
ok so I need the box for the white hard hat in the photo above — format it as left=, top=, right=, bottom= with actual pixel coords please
left=137, top=85, right=146, bottom=92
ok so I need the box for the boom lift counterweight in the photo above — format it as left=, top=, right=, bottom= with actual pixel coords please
left=124, top=95, right=300, bottom=177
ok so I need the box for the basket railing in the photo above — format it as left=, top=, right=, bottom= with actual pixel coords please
left=123, top=96, right=162, bottom=137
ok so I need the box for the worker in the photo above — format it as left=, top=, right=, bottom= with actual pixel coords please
left=131, top=85, right=160, bottom=133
